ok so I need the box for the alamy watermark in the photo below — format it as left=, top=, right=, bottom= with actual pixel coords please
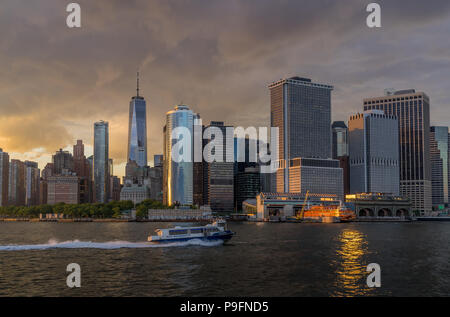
left=170, top=119, right=279, bottom=174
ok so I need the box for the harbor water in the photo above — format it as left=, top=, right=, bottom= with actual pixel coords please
left=0, top=221, right=449, bottom=296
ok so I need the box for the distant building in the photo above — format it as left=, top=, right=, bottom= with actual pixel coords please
left=127, top=72, right=148, bottom=167
left=203, top=121, right=234, bottom=212
left=120, top=183, right=150, bottom=205
left=235, top=167, right=261, bottom=211
left=94, top=121, right=109, bottom=203
left=430, top=126, right=449, bottom=208
left=73, top=140, right=92, bottom=203
left=52, top=149, right=73, bottom=175
left=270, top=77, right=335, bottom=193
left=25, top=161, right=40, bottom=206
left=110, top=176, right=121, bottom=201
left=332, top=121, right=349, bottom=159
left=0, top=149, right=9, bottom=206
left=364, top=89, right=431, bottom=214
left=154, top=155, right=163, bottom=167
left=348, top=110, right=400, bottom=195
left=47, top=174, right=80, bottom=205
left=8, top=159, right=25, bottom=206
left=163, top=105, right=199, bottom=206
left=270, top=76, right=341, bottom=197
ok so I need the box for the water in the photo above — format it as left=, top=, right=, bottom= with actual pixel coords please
left=0, top=222, right=449, bottom=297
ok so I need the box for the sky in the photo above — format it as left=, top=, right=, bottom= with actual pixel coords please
left=1, top=0, right=450, bottom=178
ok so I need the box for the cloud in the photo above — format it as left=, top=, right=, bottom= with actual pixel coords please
left=1, top=0, right=450, bottom=177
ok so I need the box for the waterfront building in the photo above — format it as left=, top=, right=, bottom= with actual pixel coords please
left=127, top=72, right=147, bottom=167
left=348, top=110, right=400, bottom=195
left=235, top=167, right=261, bottom=211
left=430, top=126, right=449, bottom=208
left=203, top=121, right=234, bottom=212
left=8, top=159, right=25, bottom=206
left=363, top=89, right=431, bottom=214
left=25, top=161, right=40, bottom=206
left=0, top=149, right=9, bottom=206
left=163, top=105, right=199, bottom=206
left=286, top=158, right=344, bottom=200
left=47, top=173, right=80, bottom=205
left=332, top=121, right=349, bottom=159
left=269, top=76, right=342, bottom=196
left=52, top=149, right=74, bottom=175
left=94, top=120, right=109, bottom=203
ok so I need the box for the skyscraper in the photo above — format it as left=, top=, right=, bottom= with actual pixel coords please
left=163, top=105, right=199, bottom=206
left=270, top=76, right=342, bottom=198
left=25, top=161, right=40, bottom=206
left=0, top=149, right=9, bottom=206
left=203, top=121, right=234, bottom=212
left=364, top=89, right=432, bottom=214
left=94, top=120, right=109, bottom=203
left=52, top=149, right=74, bottom=175
left=8, top=159, right=25, bottom=206
left=127, top=72, right=147, bottom=167
left=430, top=126, right=449, bottom=207
left=332, top=121, right=349, bottom=159
left=73, top=140, right=92, bottom=203
left=348, top=110, right=400, bottom=195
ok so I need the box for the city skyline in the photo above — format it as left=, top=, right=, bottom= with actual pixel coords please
left=2, top=1, right=450, bottom=179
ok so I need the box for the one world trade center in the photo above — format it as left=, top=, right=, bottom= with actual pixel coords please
left=127, top=72, right=147, bottom=167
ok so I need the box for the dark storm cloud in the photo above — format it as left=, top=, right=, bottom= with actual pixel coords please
left=1, top=0, right=450, bottom=175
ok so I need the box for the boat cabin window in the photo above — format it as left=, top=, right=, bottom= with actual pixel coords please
left=169, top=229, right=188, bottom=235
left=190, top=228, right=203, bottom=234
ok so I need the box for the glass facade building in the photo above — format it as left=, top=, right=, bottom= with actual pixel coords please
left=94, top=120, right=109, bottom=203
left=364, top=89, right=431, bottom=214
left=163, top=105, right=199, bottom=206
left=430, top=126, right=449, bottom=207
left=332, top=121, right=349, bottom=159
left=348, top=110, right=400, bottom=195
left=0, top=149, right=9, bottom=206
left=269, top=77, right=336, bottom=193
left=127, top=83, right=147, bottom=167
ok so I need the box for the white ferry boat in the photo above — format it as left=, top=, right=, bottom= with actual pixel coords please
left=147, top=219, right=234, bottom=243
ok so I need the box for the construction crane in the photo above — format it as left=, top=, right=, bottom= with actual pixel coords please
left=297, top=190, right=310, bottom=220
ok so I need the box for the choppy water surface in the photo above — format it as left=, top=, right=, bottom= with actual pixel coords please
left=0, top=222, right=449, bottom=296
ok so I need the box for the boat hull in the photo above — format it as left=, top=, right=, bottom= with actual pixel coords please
left=149, top=231, right=234, bottom=244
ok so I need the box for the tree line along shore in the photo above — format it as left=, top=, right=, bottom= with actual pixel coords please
left=0, top=199, right=175, bottom=220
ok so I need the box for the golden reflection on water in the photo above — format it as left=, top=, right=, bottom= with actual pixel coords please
left=331, top=228, right=375, bottom=297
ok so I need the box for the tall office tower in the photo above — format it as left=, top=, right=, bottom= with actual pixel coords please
left=73, top=140, right=92, bottom=203
left=8, top=159, right=25, bottom=206
left=203, top=121, right=234, bottom=212
left=364, top=89, right=431, bottom=214
left=163, top=105, right=199, bottom=206
left=348, top=110, right=400, bottom=195
left=270, top=76, right=342, bottom=197
left=52, top=149, right=74, bottom=175
left=94, top=120, right=110, bottom=203
left=40, top=163, right=53, bottom=205
left=24, top=161, right=40, bottom=206
left=127, top=72, right=147, bottom=168
left=430, top=126, right=449, bottom=208
left=332, top=121, right=349, bottom=159
left=0, top=149, right=9, bottom=206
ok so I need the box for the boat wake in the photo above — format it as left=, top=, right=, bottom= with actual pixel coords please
left=0, top=238, right=224, bottom=251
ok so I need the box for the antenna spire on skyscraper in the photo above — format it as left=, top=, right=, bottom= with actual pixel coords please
left=136, top=70, right=140, bottom=97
